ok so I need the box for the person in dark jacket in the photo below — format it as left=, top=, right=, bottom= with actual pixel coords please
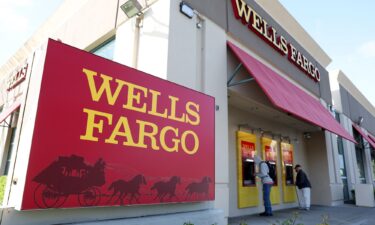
left=294, top=164, right=311, bottom=210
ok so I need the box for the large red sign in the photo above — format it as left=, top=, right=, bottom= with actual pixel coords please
left=21, top=39, right=215, bottom=210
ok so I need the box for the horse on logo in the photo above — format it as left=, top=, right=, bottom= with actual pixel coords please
left=185, top=176, right=212, bottom=200
left=151, top=176, right=181, bottom=202
left=107, top=174, right=147, bottom=205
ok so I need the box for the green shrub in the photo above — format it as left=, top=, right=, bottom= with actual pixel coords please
left=0, top=176, right=8, bottom=205
left=183, top=222, right=194, bottom=225
left=272, top=212, right=303, bottom=225
left=271, top=212, right=329, bottom=225
left=316, top=215, right=329, bottom=225
left=183, top=222, right=217, bottom=225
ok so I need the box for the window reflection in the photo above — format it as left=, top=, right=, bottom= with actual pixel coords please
left=91, top=37, right=116, bottom=60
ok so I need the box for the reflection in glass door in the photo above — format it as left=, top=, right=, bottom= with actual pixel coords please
left=352, top=128, right=367, bottom=184
left=371, top=150, right=375, bottom=185
left=337, top=136, right=350, bottom=202
left=335, top=113, right=350, bottom=202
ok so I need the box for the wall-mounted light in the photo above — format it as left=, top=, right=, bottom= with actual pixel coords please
left=238, top=124, right=253, bottom=133
left=357, top=116, right=364, bottom=126
left=292, top=137, right=299, bottom=144
left=180, top=1, right=194, bottom=19
left=328, top=104, right=334, bottom=112
left=120, top=0, right=143, bottom=18
left=303, top=132, right=311, bottom=139
left=281, top=136, right=290, bottom=143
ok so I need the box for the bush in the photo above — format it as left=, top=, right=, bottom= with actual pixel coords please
left=0, top=176, right=7, bottom=205
left=271, top=212, right=329, bottom=225
left=272, top=212, right=303, bottom=225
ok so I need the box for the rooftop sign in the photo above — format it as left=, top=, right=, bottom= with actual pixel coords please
left=231, top=0, right=321, bottom=82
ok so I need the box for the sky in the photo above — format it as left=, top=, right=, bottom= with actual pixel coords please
left=279, top=0, right=375, bottom=106
left=0, top=0, right=375, bottom=106
left=0, top=0, right=63, bottom=65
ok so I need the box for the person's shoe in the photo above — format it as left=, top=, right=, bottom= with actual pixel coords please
left=305, top=207, right=310, bottom=211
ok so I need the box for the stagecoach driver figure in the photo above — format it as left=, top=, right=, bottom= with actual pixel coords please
left=254, top=155, right=273, bottom=216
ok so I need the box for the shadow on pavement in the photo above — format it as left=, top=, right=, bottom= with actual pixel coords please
left=228, top=205, right=375, bottom=225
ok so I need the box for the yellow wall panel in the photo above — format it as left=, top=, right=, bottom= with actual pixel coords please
left=237, top=131, right=259, bottom=208
left=281, top=142, right=296, bottom=203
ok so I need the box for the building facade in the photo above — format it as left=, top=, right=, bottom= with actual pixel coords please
left=330, top=70, right=375, bottom=207
left=0, top=0, right=373, bottom=224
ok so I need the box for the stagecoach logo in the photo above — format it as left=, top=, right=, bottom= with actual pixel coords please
left=33, top=155, right=212, bottom=208
left=231, top=0, right=321, bottom=82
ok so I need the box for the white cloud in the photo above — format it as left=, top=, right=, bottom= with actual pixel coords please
left=357, top=40, right=375, bottom=58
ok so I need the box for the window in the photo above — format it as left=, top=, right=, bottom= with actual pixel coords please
left=371, top=151, right=375, bottom=183
left=3, top=128, right=16, bottom=176
left=353, top=128, right=366, bottom=183
left=91, top=37, right=116, bottom=60
left=335, top=112, right=350, bottom=201
left=1, top=108, right=19, bottom=176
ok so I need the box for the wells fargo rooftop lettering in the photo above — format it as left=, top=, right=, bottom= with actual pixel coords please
left=7, top=63, right=28, bottom=91
left=80, top=68, right=200, bottom=155
left=231, top=0, right=321, bottom=82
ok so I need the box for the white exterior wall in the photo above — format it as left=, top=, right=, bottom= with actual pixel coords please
left=320, top=100, right=344, bottom=206
left=52, top=0, right=118, bottom=51
left=0, top=52, right=35, bottom=210
left=114, top=0, right=170, bottom=79
left=8, top=47, right=47, bottom=209
left=341, top=114, right=357, bottom=194
left=305, top=131, right=332, bottom=205
left=167, top=0, right=229, bottom=218
left=327, top=131, right=345, bottom=205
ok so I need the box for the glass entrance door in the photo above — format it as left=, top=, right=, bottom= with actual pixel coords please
left=337, top=135, right=350, bottom=202
left=335, top=113, right=351, bottom=203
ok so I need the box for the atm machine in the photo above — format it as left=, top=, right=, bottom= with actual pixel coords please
left=262, top=137, right=280, bottom=204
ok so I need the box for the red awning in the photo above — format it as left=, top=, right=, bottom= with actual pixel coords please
left=0, top=101, right=21, bottom=124
left=368, top=134, right=375, bottom=144
left=352, top=124, right=375, bottom=149
left=227, top=41, right=356, bottom=143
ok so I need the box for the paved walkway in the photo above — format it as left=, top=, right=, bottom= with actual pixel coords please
left=228, top=205, right=375, bottom=225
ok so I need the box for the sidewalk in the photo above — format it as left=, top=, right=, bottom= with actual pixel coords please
left=228, top=205, right=375, bottom=225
